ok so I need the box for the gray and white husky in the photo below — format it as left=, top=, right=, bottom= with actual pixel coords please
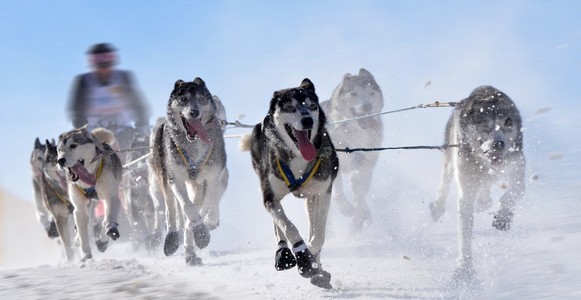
left=57, top=126, right=123, bottom=261
left=321, top=68, right=384, bottom=232
left=429, top=85, right=525, bottom=282
left=148, top=78, right=229, bottom=265
left=240, top=78, right=339, bottom=289
left=42, top=139, right=76, bottom=261
left=30, top=138, right=59, bottom=238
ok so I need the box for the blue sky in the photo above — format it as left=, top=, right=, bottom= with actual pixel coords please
left=1, top=0, right=580, bottom=202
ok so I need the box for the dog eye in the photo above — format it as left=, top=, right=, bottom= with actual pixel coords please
left=198, top=96, right=209, bottom=105
left=70, top=144, right=77, bottom=149
left=309, top=103, right=318, bottom=110
left=282, top=103, right=296, bottom=112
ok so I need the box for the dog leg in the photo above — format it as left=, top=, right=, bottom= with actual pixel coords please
left=162, top=182, right=181, bottom=256
left=170, top=181, right=208, bottom=264
left=54, top=209, right=76, bottom=261
left=187, top=181, right=211, bottom=249
left=332, top=175, right=354, bottom=217
left=71, top=190, right=92, bottom=261
left=201, top=169, right=228, bottom=230
left=456, top=178, right=478, bottom=271
left=493, top=158, right=525, bottom=231
left=305, top=192, right=333, bottom=289
left=99, top=181, right=121, bottom=242
left=430, top=151, right=454, bottom=222
left=349, top=168, right=373, bottom=232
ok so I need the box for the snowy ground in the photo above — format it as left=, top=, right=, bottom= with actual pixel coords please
left=1, top=106, right=580, bottom=300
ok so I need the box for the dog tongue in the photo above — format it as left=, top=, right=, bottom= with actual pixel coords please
left=187, top=119, right=211, bottom=144
left=71, top=162, right=96, bottom=186
left=295, top=129, right=316, bottom=161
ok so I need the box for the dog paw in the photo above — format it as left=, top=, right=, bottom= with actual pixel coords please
left=96, top=240, right=108, bottom=253
left=146, top=234, right=162, bottom=251
left=164, top=231, right=180, bottom=256
left=449, top=263, right=480, bottom=290
left=80, top=253, right=93, bottom=262
left=185, top=247, right=203, bottom=266
left=193, top=224, right=211, bottom=249
left=310, top=270, right=333, bottom=290
left=429, top=201, right=445, bottom=222
left=275, top=247, right=296, bottom=271
left=492, top=208, right=513, bottom=231
left=47, top=221, right=59, bottom=238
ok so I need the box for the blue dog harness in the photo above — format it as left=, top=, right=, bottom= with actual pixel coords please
left=276, top=157, right=322, bottom=192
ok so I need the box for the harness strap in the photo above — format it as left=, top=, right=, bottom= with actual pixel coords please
left=174, top=142, right=213, bottom=171
left=277, top=157, right=322, bottom=192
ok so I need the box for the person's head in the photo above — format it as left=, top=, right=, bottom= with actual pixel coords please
left=87, top=43, right=117, bottom=71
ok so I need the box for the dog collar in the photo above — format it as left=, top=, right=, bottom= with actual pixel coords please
left=277, top=157, right=322, bottom=192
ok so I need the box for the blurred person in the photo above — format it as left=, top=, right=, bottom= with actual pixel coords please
left=67, top=42, right=150, bottom=154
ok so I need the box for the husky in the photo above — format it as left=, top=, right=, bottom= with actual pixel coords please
left=240, top=78, right=339, bottom=289
left=428, top=85, right=525, bottom=282
left=149, top=77, right=229, bottom=265
left=57, top=126, right=123, bottom=261
left=320, top=68, right=384, bottom=232
left=42, top=139, right=76, bottom=261
left=30, top=138, right=59, bottom=238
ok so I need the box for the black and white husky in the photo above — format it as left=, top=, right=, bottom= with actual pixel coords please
left=240, top=79, right=339, bottom=289
left=321, top=68, right=384, bottom=232
left=57, top=126, right=123, bottom=262
left=148, top=78, right=229, bottom=266
left=429, top=85, right=525, bottom=282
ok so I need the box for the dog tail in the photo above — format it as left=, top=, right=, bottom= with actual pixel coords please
left=239, top=134, right=252, bottom=152
left=91, top=127, right=116, bottom=146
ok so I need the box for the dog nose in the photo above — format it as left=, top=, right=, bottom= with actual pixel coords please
left=301, top=117, right=314, bottom=129
left=492, top=141, right=505, bottom=151
left=189, top=109, right=199, bottom=118
left=57, top=158, right=66, bottom=167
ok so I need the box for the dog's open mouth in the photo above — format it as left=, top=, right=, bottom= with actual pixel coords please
left=68, top=159, right=96, bottom=186
left=285, top=124, right=316, bottom=161
left=182, top=117, right=211, bottom=144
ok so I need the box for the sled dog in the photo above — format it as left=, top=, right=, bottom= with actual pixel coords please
left=31, top=138, right=59, bottom=238
left=240, top=78, right=339, bottom=289
left=149, top=78, right=229, bottom=265
left=321, top=68, right=384, bottom=232
left=57, top=126, right=123, bottom=261
left=429, top=85, right=525, bottom=281
left=42, top=139, right=76, bottom=260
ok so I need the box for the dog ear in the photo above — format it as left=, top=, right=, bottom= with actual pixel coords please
left=174, top=79, right=185, bottom=89
left=194, top=77, right=206, bottom=86
left=300, top=78, right=315, bottom=92
left=34, top=137, right=42, bottom=149
left=359, top=68, right=372, bottom=78
left=45, top=139, right=53, bottom=149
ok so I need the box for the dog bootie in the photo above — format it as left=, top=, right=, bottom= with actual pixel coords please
left=193, top=223, right=210, bottom=249
left=164, top=231, right=180, bottom=256
left=106, top=222, right=120, bottom=240
left=96, top=240, right=108, bottom=253
left=492, top=208, right=513, bottom=231
left=310, top=270, right=333, bottom=289
left=293, top=242, right=318, bottom=278
left=275, top=247, right=296, bottom=271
